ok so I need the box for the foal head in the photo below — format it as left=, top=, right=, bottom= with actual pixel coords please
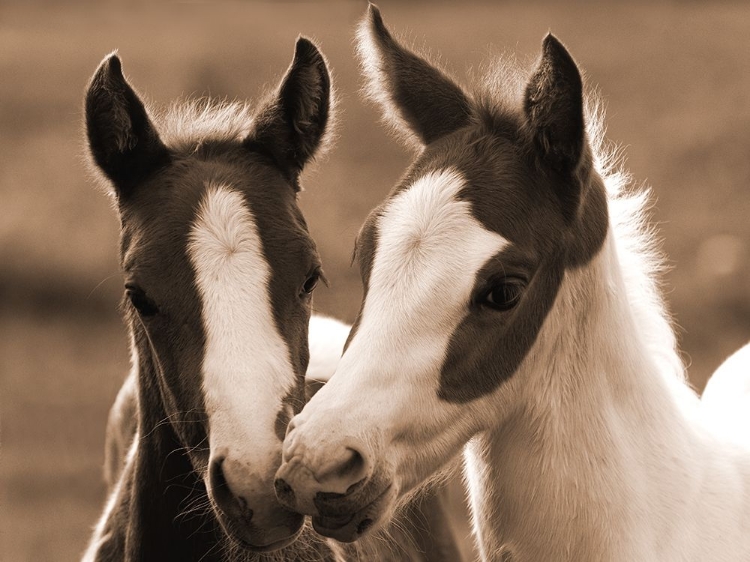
left=275, top=6, right=609, bottom=541
left=86, top=38, right=331, bottom=551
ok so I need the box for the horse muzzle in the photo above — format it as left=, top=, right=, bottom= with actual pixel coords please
left=308, top=481, right=396, bottom=542
left=208, top=455, right=305, bottom=551
left=274, top=422, right=396, bottom=541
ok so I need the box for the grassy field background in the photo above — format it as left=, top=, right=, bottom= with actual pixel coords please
left=2, top=1, right=749, bottom=560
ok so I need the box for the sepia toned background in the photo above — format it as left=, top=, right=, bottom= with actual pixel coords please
left=2, top=1, right=749, bottom=560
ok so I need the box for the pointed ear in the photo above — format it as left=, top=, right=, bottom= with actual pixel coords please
left=85, top=53, right=169, bottom=199
left=523, top=34, right=585, bottom=178
left=247, top=37, right=331, bottom=184
left=357, top=4, right=472, bottom=148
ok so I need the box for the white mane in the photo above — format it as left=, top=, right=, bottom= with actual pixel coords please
left=478, top=57, right=687, bottom=387
left=587, top=97, right=688, bottom=386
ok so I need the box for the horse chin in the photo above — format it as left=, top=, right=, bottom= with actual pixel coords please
left=216, top=508, right=305, bottom=553
left=235, top=529, right=303, bottom=554
left=310, top=484, right=396, bottom=543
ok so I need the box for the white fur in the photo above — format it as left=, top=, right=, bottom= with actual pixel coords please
left=459, top=214, right=750, bottom=561
left=306, top=315, right=351, bottom=384
left=284, top=121, right=750, bottom=562
left=160, top=99, right=254, bottom=154
left=287, top=168, right=508, bottom=496
left=701, top=342, right=750, bottom=446
left=188, top=185, right=295, bottom=478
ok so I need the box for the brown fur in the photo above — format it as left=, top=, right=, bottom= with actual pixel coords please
left=85, top=37, right=461, bottom=562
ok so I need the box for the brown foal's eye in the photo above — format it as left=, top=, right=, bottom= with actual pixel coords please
left=125, top=284, right=159, bottom=317
left=301, top=271, right=321, bottom=296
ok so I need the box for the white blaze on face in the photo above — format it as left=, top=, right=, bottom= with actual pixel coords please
left=304, top=168, right=509, bottom=468
left=354, top=167, right=508, bottom=367
left=189, top=185, right=294, bottom=461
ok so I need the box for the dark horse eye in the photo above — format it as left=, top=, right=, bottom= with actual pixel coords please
left=301, top=271, right=321, bottom=296
left=480, top=280, right=524, bottom=312
left=125, top=284, right=159, bottom=317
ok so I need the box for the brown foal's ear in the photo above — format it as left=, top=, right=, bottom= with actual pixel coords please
left=247, top=37, right=332, bottom=185
left=85, top=53, right=169, bottom=199
left=356, top=3, right=473, bottom=149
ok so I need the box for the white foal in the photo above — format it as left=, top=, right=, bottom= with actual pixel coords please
left=701, top=342, right=750, bottom=447
left=274, top=6, right=750, bottom=561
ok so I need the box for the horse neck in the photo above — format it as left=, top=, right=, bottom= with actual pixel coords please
left=91, top=327, right=345, bottom=562
left=466, top=230, right=709, bottom=561
left=92, top=333, right=225, bottom=562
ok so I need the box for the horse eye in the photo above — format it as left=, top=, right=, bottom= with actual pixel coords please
left=301, top=271, right=320, bottom=296
left=125, top=285, right=159, bottom=317
left=480, top=280, right=524, bottom=312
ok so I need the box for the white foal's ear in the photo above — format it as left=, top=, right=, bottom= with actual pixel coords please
left=524, top=35, right=609, bottom=261
left=85, top=53, right=169, bottom=199
left=247, top=37, right=332, bottom=185
left=523, top=34, right=585, bottom=180
left=356, top=3, right=473, bottom=148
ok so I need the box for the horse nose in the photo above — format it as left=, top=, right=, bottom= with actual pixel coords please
left=209, top=456, right=253, bottom=523
left=316, top=446, right=369, bottom=494
left=275, top=441, right=372, bottom=513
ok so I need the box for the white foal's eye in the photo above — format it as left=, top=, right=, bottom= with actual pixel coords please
left=480, top=280, right=524, bottom=312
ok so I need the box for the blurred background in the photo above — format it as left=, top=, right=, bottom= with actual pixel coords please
left=1, top=1, right=749, bottom=560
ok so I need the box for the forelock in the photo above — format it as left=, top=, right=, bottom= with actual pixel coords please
left=157, top=99, right=255, bottom=154
left=472, top=52, right=530, bottom=128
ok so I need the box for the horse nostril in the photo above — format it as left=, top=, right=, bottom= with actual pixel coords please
left=274, top=478, right=296, bottom=507
left=286, top=416, right=298, bottom=435
left=315, top=445, right=371, bottom=496
left=209, top=457, right=253, bottom=522
left=335, top=448, right=365, bottom=482
left=357, top=518, right=374, bottom=534
left=210, top=456, right=228, bottom=490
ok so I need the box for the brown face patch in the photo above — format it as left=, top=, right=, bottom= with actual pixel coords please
left=121, top=145, right=317, bottom=452
left=344, top=210, right=381, bottom=353
left=352, top=120, right=608, bottom=404
left=435, top=124, right=608, bottom=402
left=438, top=253, right=567, bottom=403
left=120, top=166, right=209, bottom=458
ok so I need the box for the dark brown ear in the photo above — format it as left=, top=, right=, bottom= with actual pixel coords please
left=246, top=37, right=332, bottom=185
left=357, top=3, right=472, bottom=148
left=523, top=34, right=586, bottom=223
left=85, top=53, right=169, bottom=199
left=524, top=34, right=585, bottom=177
